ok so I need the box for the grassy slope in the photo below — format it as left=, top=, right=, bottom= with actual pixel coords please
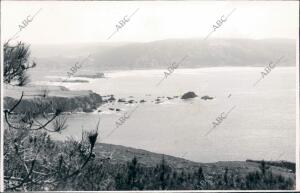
left=94, top=143, right=295, bottom=180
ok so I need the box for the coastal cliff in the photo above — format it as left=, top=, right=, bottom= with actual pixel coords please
left=4, top=85, right=102, bottom=113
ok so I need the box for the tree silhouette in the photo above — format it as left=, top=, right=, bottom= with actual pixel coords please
left=4, top=41, right=36, bottom=86
left=126, top=156, right=138, bottom=189
left=158, top=155, right=168, bottom=190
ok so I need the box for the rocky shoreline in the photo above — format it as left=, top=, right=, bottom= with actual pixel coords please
left=98, top=91, right=214, bottom=113
left=103, top=91, right=213, bottom=104
left=4, top=87, right=213, bottom=115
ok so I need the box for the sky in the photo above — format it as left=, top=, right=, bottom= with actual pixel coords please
left=1, top=1, right=299, bottom=44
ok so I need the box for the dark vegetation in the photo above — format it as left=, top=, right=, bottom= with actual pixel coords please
left=3, top=41, right=295, bottom=191
left=5, top=132, right=295, bottom=191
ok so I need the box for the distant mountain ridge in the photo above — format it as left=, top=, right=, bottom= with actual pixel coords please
left=30, top=38, right=296, bottom=73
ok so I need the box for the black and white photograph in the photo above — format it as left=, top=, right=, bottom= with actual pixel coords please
left=1, top=1, right=299, bottom=192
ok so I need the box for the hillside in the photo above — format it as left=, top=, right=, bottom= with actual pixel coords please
left=29, top=38, right=296, bottom=77
left=94, top=143, right=295, bottom=179
left=51, top=142, right=295, bottom=190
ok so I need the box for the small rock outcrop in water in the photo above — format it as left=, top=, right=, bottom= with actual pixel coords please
left=155, top=98, right=162, bottom=104
left=118, top=98, right=126, bottom=103
left=201, top=95, right=214, bottom=100
left=108, top=95, right=116, bottom=101
left=181, top=92, right=198, bottom=99
left=128, top=100, right=136, bottom=104
left=140, top=100, right=146, bottom=103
